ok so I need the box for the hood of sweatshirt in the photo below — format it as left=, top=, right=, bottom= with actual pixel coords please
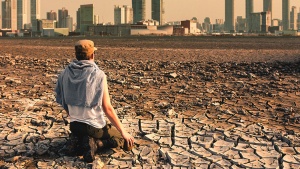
left=56, top=59, right=105, bottom=108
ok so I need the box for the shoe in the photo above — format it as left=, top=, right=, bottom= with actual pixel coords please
left=82, top=136, right=97, bottom=163
left=75, top=137, right=84, bottom=156
left=96, top=140, right=104, bottom=151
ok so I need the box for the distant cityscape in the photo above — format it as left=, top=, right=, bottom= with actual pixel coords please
left=1, top=0, right=300, bottom=37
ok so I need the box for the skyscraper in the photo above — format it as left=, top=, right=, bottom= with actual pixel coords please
left=76, top=9, right=80, bottom=31
left=94, top=15, right=100, bottom=25
left=152, top=0, right=165, bottom=25
left=249, top=12, right=261, bottom=32
left=263, top=0, right=272, bottom=23
left=78, top=4, right=94, bottom=34
left=2, top=0, right=17, bottom=30
left=203, top=17, right=211, bottom=32
left=17, top=0, right=27, bottom=30
left=282, top=0, right=290, bottom=30
left=58, top=7, right=68, bottom=28
left=290, top=6, right=297, bottom=30
left=0, top=14, right=2, bottom=29
left=114, top=5, right=133, bottom=25
left=297, top=9, right=300, bottom=29
left=2, top=0, right=9, bottom=29
left=261, top=11, right=272, bottom=32
left=65, top=15, right=73, bottom=32
left=225, top=0, right=235, bottom=32
left=47, top=10, right=57, bottom=20
left=31, top=0, right=41, bottom=32
left=245, top=0, right=253, bottom=32
left=132, top=0, right=146, bottom=24
left=2, top=1, right=6, bottom=29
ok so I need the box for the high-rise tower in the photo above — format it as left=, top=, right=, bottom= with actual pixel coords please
left=297, top=8, right=300, bottom=29
left=2, top=0, right=17, bottom=30
left=65, top=15, right=73, bottom=32
left=47, top=10, right=57, bottom=20
left=114, top=5, right=133, bottom=25
left=132, top=0, right=146, bottom=24
left=2, top=0, right=10, bottom=29
left=17, top=0, right=27, bottom=30
left=282, top=0, right=290, bottom=30
left=225, top=0, right=235, bottom=32
left=263, top=0, right=272, bottom=23
left=58, top=7, right=68, bottom=28
left=78, top=4, right=94, bottom=34
left=1, top=1, right=5, bottom=29
left=30, top=0, right=40, bottom=32
left=152, top=0, right=165, bottom=25
left=245, top=0, right=253, bottom=32
left=290, top=6, right=297, bottom=30
left=0, top=14, right=2, bottom=29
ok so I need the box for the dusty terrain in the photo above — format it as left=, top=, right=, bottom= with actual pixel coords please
left=0, top=36, right=300, bottom=168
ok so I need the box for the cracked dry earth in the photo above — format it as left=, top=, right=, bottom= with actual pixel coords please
left=0, top=36, right=300, bottom=169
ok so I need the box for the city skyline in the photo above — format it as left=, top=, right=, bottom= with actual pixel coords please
left=38, top=0, right=300, bottom=24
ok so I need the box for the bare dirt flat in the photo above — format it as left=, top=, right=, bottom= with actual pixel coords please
left=1, top=36, right=300, bottom=62
left=0, top=36, right=299, bottom=168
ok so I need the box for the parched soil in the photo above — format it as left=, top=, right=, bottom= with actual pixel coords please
left=0, top=36, right=299, bottom=168
left=1, top=36, right=300, bottom=63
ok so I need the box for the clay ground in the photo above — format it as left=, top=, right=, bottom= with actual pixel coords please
left=0, top=36, right=300, bottom=168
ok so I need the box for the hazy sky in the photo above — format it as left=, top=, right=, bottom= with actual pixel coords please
left=41, top=0, right=300, bottom=23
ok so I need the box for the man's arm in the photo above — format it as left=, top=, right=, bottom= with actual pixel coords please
left=101, top=76, right=134, bottom=147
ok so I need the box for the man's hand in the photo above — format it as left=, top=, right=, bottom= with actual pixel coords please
left=121, top=131, right=134, bottom=151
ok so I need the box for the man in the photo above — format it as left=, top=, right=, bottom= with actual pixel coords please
left=55, top=39, right=134, bottom=163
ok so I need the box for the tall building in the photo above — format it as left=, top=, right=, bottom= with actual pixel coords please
left=282, top=0, right=290, bottom=30
left=2, top=0, right=27, bottom=30
left=132, top=0, right=146, bottom=24
left=245, top=0, right=253, bottom=32
left=31, top=0, right=40, bottom=32
left=2, top=1, right=6, bottom=28
left=124, top=6, right=133, bottom=24
left=249, top=11, right=271, bottom=33
left=17, top=0, right=27, bottom=30
left=214, top=19, right=224, bottom=32
left=78, top=4, right=94, bottom=34
left=2, top=0, right=16, bottom=30
left=0, top=1, right=1, bottom=28
left=202, top=17, right=211, bottom=32
left=290, top=6, right=297, bottom=30
left=249, top=12, right=261, bottom=32
left=47, top=10, right=57, bottom=20
left=261, top=11, right=271, bottom=32
left=76, top=9, right=80, bottom=31
left=236, top=16, right=246, bottom=32
left=225, top=0, right=235, bottom=32
left=2, top=0, right=9, bottom=29
left=114, top=5, right=133, bottom=25
left=65, top=15, right=73, bottom=32
left=297, top=9, right=300, bottom=29
left=152, top=0, right=165, bottom=25
left=263, top=0, right=272, bottom=22
left=94, top=15, right=100, bottom=25
left=58, top=7, right=68, bottom=28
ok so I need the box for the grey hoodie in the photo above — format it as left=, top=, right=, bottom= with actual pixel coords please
left=55, top=60, right=105, bottom=112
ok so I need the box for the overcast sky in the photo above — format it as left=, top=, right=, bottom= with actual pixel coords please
left=41, top=0, right=300, bottom=23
